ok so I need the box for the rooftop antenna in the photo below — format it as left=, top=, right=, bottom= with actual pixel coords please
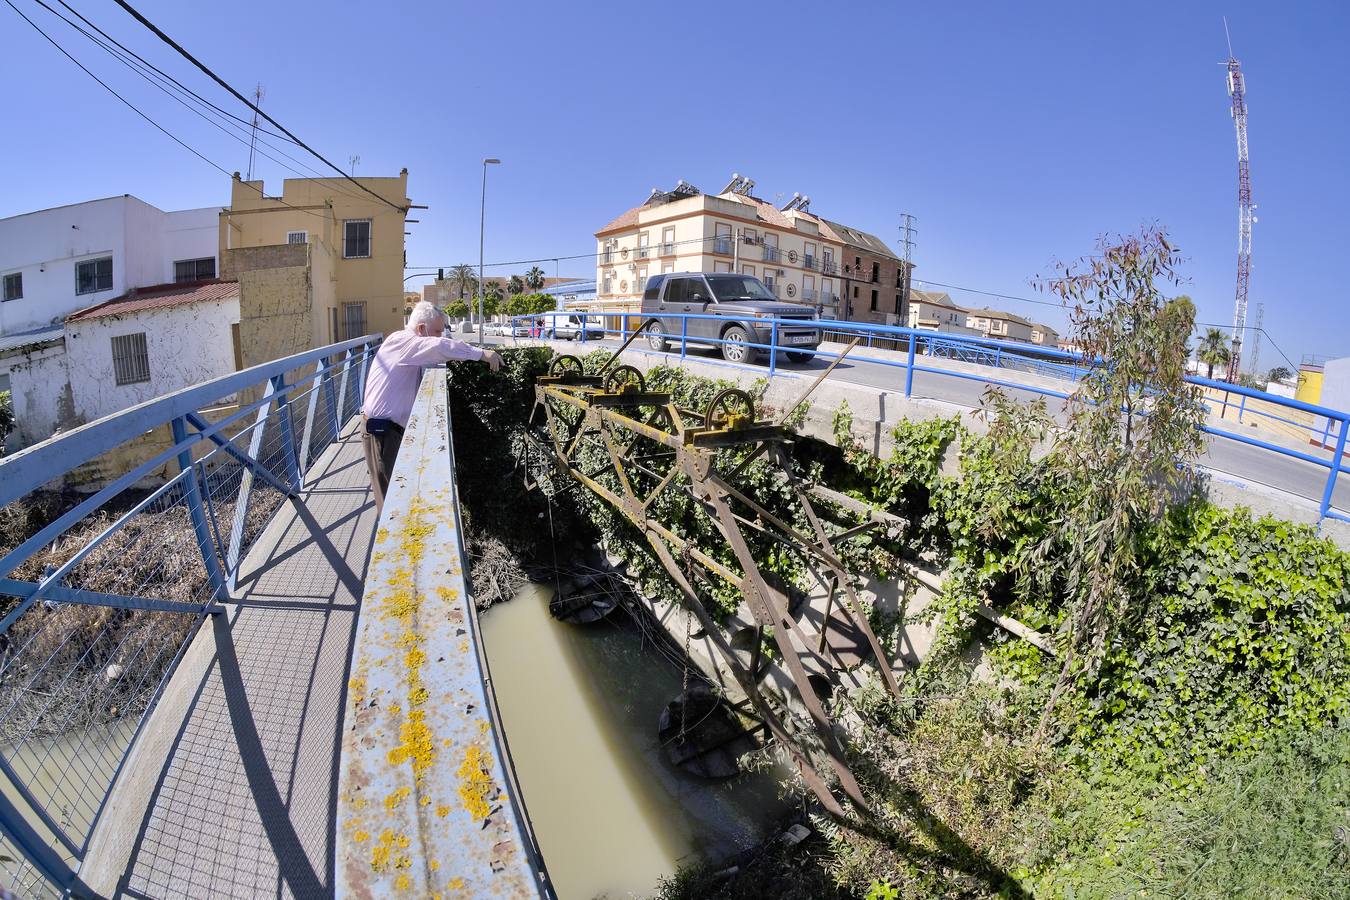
left=245, top=83, right=264, bottom=180
left=349, top=154, right=361, bottom=176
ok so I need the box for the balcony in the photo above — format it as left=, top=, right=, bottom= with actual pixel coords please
left=821, top=260, right=838, bottom=275
left=712, top=237, right=733, bottom=255
left=637, top=246, right=650, bottom=259
left=601, top=251, right=614, bottom=264
left=801, top=288, right=818, bottom=303
left=802, top=255, right=817, bottom=271
left=761, top=245, right=781, bottom=263
left=660, top=242, right=676, bottom=256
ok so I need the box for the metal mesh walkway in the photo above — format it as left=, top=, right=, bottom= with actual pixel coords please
left=81, top=423, right=377, bottom=899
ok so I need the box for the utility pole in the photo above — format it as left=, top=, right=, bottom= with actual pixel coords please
left=898, top=213, right=917, bottom=320
left=245, top=83, right=264, bottom=180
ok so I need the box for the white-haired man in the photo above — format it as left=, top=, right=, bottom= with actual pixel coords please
left=361, top=302, right=502, bottom=509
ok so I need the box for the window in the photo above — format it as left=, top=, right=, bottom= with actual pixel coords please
left=870, top=289, right=879, bottom=311
left=2, top=273, right=20, bottom=302
left=803, top=275, right=815, bottom=299
left=664, top=277, right=689, bottom=305
left=110, top=332, right=150, bottom=385
left=343, top=219, right=372, bottom=258
left=660, top=263, right=674, bottom=275
left=603, top=271, right=614, bottom=294
left=173, top=257, right=216, bottom=282
left=76, top=257, right=113, bottom=295
left=636, top=267, right=648, bottom=293
left=661, top=226, right=676, bottom=256
left=714, top=222, right=732, bottom=254
left=822, top=278, right=833, bottom=299
left=740, top=265, right=755, bottom=277
left=287, top=230, right=308, bottom=245
left=871, top=262, right=880, bottom=283
left=637, top=233, right=650, bottom=259
left=803, top=242, right=817, bottom=269
left=341, top=301, right=367, bottom=339
left=853, top=285, right=859, bottom=299
left=744, top=228, right=758, bottom=245
left=713, top=261, right=732, bottom=273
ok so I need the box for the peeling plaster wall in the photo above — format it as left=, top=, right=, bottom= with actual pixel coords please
left=65, top=297, right=241, bottom=424
left=2, top=340, right=72, bottom=449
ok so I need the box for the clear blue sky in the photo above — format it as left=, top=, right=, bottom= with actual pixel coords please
left=3, top=0, right=1347, bottom=370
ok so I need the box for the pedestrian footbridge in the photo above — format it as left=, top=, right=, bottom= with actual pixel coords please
left=0, top=338, right=548, bottom=898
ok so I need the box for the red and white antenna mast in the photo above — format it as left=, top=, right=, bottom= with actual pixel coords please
left=1224, top=18, right=1253, bottom=382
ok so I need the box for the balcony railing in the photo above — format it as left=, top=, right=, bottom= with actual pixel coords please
left=660, top=242, right=676, bottom=256
left=802, top=255, right=817, bottom=271
left=601, top=251, right=613, bottom=264
left=801, top=288, right=819, bottom=303
left=712, top=237, right=733, bottom=255
left=761, top=245, right=781, bottom=263
left=821, top=260, right=838, bottom=275
left=637, top=246, right=650, bottom=259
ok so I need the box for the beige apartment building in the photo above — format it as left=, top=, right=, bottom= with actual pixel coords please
left=219, top=171, right=412, bottom=368
left=907, top=290, right=980, bottom=335
left=593, top=177, right=906, bottom=325
left=964, top=307, right=1034, bottom=343
left=1029, top=321, right=1061, bottom=347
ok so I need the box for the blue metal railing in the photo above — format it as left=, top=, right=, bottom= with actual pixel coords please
left=511, top=310, right=1350, bottom=523
left=0, top=335, right=381, bottom=896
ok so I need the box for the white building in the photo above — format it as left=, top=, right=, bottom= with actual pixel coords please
left=0, top=195, right=219, bottom=337
left=2, top=280, right=240, bottom=450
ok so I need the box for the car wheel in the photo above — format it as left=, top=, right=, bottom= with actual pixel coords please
left=786, top=350, right=814, bottom=364
left=646, top=322, right=670, bottom=352
left=721, top=325, right=757, bottom=364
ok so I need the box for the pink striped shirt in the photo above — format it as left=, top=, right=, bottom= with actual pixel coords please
left=361, top=330, right=484, bottom=427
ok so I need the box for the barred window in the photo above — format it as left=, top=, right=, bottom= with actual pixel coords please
left=341, top=302, right=367, bottom=340
left=111, top=332, right=150, bottom=386
left=343, top=220, right=371, bottom=258
left=173, top=257, right=216, bottom=282
left=2, top=273, right=20, bottom=302
left=76, top=257, right=113, bottom=295
left=287, top=230, right=308, bottom=245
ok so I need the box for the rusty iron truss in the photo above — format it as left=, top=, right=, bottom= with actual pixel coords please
left=522, top=324, right=900, bottom=816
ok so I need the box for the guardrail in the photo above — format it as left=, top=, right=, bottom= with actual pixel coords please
left=512, top=310, right=1350, bottom=523
left=0, top=335, right=380, bottom=896
left=336, top=368, right=550, bottom=898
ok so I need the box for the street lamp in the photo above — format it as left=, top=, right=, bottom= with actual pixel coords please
left=478, top=157, right=501, bottom=343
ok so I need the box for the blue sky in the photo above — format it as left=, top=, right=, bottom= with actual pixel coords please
left=3, top=0, right=1347, bottom=370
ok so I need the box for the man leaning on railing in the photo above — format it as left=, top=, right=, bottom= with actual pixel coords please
left=361, top=301, right=502, bottom=510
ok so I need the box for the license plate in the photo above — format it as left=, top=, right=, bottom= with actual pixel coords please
left=786, top=334, right=816, bottom=345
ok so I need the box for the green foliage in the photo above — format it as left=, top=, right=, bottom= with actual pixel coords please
left=0, top=390, right=13, bottom=454
left=1268, top=365, right=1294, bottom=384
left=1021, top=725, right=1350, bottom=898
left=504, top=292, right=556, bottom=318
left=445, top=263, right=478, bottom=300
left=524, top=266, right=546, bottom=291
left=443, top=300, right=469, bottom=320
left=1198, top=326, right=1231, bottom=379
left=507, top=274, right=525, bottom=296
left=1064, top=503, right=1350, bottom=777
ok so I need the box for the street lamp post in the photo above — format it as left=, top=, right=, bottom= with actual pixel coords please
left=478, top=157, right=500, bottom=343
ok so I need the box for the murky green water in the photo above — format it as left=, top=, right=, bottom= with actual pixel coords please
left=482, top=582, right=794, bottom=900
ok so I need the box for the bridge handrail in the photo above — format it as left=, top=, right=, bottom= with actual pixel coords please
left=511, top=310, right=1349, bottom=522
left=335, top=367, right=550, bottom=898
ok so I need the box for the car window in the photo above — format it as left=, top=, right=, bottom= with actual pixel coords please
left=664, top=277, right=689, bottom=305
left=706, top=274, right=777, bottom=301
left=687, top=277, right=712, bottom=303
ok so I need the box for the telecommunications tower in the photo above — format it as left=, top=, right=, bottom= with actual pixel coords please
left=1223, top=19, right=1254, bottom=382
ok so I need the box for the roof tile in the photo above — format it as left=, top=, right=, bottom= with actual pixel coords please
left=67, top=279, right=239, bottom=323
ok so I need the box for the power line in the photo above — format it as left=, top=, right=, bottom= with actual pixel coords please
left=4, top=0, right=343, bottom=228
left=33, top=0, right=377, bottom=206
left=110, top=0, right=408, bottom=214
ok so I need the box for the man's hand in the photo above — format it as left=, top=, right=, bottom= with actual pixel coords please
left=480, top=349, right=503, bottom=373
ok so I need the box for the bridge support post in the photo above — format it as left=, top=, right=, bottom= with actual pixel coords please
left=1319, top=417, right=1348, bottom=520
left=171, top=416, right=226, bottom=600
left=768, top=319, right=778, bottom=378
left=270, top=374, right=302, bottom=490
left=905, top=333, right=917, bottom=397
left=299, top=359, right=324, bottom=480
left=323, top=354, right=340, bottom=444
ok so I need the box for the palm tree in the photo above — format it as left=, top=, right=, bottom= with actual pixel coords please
left=1198, top=328, right=1231, bottom=380
left=508, top=274, right=526, bottom=296
left=524, top=266, right=546, bottom=291
left=447, top=264, right=478, bottom=301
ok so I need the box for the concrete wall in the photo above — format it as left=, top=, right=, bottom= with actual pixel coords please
left=0, top=196, right=219, bottom=335
left=1312, top=356, right=1350, bottom=448
left=225, top=244, right=315, bottom=370
left=2, top=338, right=73, bottom=448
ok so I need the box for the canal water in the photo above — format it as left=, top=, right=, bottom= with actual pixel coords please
left=481, top=582, right=796, bottom=900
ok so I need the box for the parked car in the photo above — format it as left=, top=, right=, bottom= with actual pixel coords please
left=640, top=273, right=820, bottom=364
left=547, top=314, right=606, bottom=341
